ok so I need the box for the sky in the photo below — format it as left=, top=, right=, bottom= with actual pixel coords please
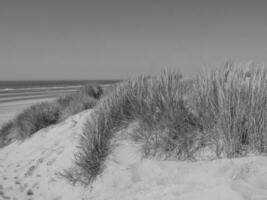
left=0, top=0, right=267, bottom=80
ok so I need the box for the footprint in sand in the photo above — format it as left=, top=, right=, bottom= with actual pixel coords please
left=49, top=177, right=57, bottom=183
left=24, top=165, right=37, bottom=177
left=27, top=188, right=34, bottom=196
left=31, top=182, right=39, bottom=189
left=71, top=119, right=78, bottom=128
left=24, top=158, right=45, bottom=177
left=55, top=146, right=64, bottom=155
left=0, top=189, right=11, bottom=200
left=18, top=182, right=28, bottom=192
left=46, top=157, right=58, bottom=166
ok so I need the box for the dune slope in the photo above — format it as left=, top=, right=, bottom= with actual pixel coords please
left=0, top=110, right=91, bottom=200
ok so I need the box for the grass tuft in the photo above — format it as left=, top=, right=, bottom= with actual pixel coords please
left=193, top=62, right=267, bottom=157
left=14, top=102, right=60, bottom=139
left=57, top=84, right=103, bottom=121
left=0, top=121, right=15, bottom=147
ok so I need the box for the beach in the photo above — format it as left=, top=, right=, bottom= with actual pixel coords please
left=0, top=85, right=81, bottom=126
left=0, top=80, right=116, bottom=126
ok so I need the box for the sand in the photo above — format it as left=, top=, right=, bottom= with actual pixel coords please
left=91, top=139, right=267, bottom=200
left=1, top=110, right=267, bottom=200
left=0, top=110, right=90, bottom=200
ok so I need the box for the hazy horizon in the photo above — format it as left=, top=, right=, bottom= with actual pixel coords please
left=1, top=0, right=267, bottom=80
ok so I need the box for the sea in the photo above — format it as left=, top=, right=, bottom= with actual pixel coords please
left=0, top=80, right=118, bottom=103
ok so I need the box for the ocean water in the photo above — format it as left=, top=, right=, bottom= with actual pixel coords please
left=0, top=80, right=119, bottom=89
left=0, top=80, right=119, bottom=103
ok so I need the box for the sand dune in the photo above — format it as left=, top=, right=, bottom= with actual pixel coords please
left=0, top=110, right=90, bottom=200
left=1, top=110, right=267, bottom=200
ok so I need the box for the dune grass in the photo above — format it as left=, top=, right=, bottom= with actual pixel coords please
left=0, top=84, right=103, bottom=147
left=14, top=102, right=61, bottom=139
left=193, top=62, right=267, bottom=157
left=69, top=62, right=267, bottom=185
left=0, top=121, right=15, bottom=147
left=57, top=84, right=102, bottom=121
left=70, top=71, right=202, bottom=184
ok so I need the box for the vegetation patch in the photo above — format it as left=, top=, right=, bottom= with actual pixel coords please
left=57, top=84, right=102, bottom=121
left=70, top=71, right=202, bottom=184
left=0, top=84, right=103, bottom=147
left=70, top=62, right=267, bottom=185
left=193, top=62, right=267, bottom=157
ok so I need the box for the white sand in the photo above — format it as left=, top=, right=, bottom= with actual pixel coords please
left=1, top=112, right=267, bottom=200
left=0, top=110, right=90, bottom=200
left=89, top=136, right=267, bottom=200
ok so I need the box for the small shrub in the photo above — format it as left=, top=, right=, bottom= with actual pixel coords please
left=56, top=94, right=76, bottom=109
left=80, top=84, right=103, bottom=99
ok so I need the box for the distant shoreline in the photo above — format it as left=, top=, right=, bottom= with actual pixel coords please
left=0, top=80, right=121, bottom=89
left=0, top=94, right=58, bottom=103
left=0, top=80, right=119, bottom=104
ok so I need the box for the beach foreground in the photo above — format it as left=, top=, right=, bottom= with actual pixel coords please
left=1, top=109, right=267, bottom=200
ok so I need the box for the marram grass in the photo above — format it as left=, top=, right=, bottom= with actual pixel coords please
left=71, top=63, right=267, bottom=185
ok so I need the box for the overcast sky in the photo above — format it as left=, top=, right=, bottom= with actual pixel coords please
left=0, top=0, right=267, bottom=80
